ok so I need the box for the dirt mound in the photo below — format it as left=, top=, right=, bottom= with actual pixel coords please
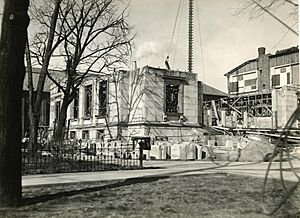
left=211, top=135, right=275, bottom=162
left=238, top=136, right=275, bottom=162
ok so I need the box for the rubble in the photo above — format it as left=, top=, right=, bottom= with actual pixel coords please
left=148, top=135, right=276, bottom=162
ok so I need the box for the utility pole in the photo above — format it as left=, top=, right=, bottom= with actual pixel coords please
left=188, top=0, right=194, bottom=73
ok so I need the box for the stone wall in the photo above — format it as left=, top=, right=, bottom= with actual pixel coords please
left=272, top=86, right=298, bottom=128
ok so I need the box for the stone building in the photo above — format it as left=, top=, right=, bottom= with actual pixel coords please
left=49, top=66, right=203, bottom=141
left=205, top=46, right=299, bottom=129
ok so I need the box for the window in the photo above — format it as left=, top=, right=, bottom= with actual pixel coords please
left=84, top=85, right=92, bottom=117
left=280, top=67, right=286, bottom=73
left=70, top=131, right=76, bottom=139
left=164, top=79, right=184, bottom=115
left=97, top=130, right=105, bottom=141
left=166, top=84, right=180, bottom=113
left=272, top=74, right=280, bottom=87
left=55, top=101, right=61, bottom=121
left=244, top=79, right=257, bottom=86
left=287, top=73, right=291, bottom=84
left=82, top=130, right=89, bottom=139
left=229, top=82, right=238, bottom=92
left=98, top=81, right=107, bottom=116
left=237, top=75, right=243, bottom=81
left=73, top=89, right=79, bottom=119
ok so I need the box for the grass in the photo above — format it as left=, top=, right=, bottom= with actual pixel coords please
left=0, top=174, right=299, bottom=218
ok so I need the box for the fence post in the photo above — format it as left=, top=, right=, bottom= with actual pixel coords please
left=139, top=146, right=143, bottom=168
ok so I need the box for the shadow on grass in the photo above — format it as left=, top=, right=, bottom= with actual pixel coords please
left=22, top=175, right=169, bottom=206
left=21, top=161, right=262, bottom=206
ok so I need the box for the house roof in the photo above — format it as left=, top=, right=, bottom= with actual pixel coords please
left=269, top=46, right=299, bottom=57
left=224, top=46, right=299, bottom=76
left=200, top=81, right=228, bottom=97
left=224, top=59, right=257, bottom=76
left=23, top=67, right=64, bottom=92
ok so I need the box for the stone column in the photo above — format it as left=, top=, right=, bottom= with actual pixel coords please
left=92, top=79, right=98, bottom=125
left=79, top=86, right=84, bottom=125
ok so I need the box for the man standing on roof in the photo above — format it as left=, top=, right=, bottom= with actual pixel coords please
left=165, top=56, right=171, bottom=70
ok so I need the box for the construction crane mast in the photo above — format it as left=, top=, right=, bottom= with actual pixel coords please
left=188, top=0, right=194, bottom=73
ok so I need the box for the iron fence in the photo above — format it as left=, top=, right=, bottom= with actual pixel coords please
left=22, top=139, right=142, bottom=175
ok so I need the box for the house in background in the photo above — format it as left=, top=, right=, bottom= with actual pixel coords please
left=198, top=81, right=228, bottom=126
left=204, top=46, right=299, bottom=129
left=22, top=68, right=51, bottom=137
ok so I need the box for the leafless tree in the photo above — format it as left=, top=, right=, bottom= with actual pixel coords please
left=26, top=0, right=76, bottom=151
left=40, top=0, right=134, bottom=143
left=0, top=0, right=30, bottom=207
left=234, top=0, right=298, bottom=35
left=101, top=67, right=146, bottom=140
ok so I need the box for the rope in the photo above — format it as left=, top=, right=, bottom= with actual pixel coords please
left=169, top=0, right=183, bottom=56
left=172, top=0, right=184, bottom=67
left=196, top=0, right=206, bottom=81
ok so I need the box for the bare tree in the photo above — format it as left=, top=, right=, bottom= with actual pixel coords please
left=25, top=0, right=61, bottom=150
left=235, top=0, right=298, bottom=35
left=102, top=67, right=146, bottom=140
left=0, top=0, right=30, bottom=207
left=100, top=67, right=168, bottom=140
left=26, top=0, right=78, bottom=151
left=42, top=0, right=134, bottom=142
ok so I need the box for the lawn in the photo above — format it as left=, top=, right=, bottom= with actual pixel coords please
left=0, top=174, right=299, bottom=217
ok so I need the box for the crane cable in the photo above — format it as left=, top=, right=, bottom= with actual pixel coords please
left=168, top=0, right=183, bottom=65
left=169, top=0, right=183, bottom=53
left=196, top=0, right=206, bottom=82
left=172, top=0, right=184, bottom=67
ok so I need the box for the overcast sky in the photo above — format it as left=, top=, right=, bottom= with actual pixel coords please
left=127, top=0, right=298, bottom=91
left=0, top=0, right=298, bottom=91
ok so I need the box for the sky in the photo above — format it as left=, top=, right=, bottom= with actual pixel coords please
left=0, top=0, right=298, bottom=92
left=127, top=0, right=299, bottom=91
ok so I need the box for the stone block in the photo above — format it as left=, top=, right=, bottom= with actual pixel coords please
left=171, top=144, right=181, bottom=159
left=150, top=143, right=167, bottom=159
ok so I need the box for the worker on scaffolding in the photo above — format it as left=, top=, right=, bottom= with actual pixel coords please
left=165, top=56, right=171, bottom=70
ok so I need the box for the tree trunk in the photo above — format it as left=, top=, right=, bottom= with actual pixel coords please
left=28, top=0, right=61, bottom=150
left=28, top=116, right=39, bottom=152
left=0, top=0, right=30, bottom=207
left=25, top=41, right=38, bottom=153
left=54, top=97, right=69, bottom=143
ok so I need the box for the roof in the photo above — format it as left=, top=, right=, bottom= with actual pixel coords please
left=224, top=46, right=299, bottom=76
left=270, top=46, right=299, bottom=57
left=23, top=67, right=65, bottom=92
left=224, top=59, right=256, bottom=76
left=200, top=81, right=228, bottom=97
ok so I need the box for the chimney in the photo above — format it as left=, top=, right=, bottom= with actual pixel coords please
left=258, top=47, right=266, bottom=57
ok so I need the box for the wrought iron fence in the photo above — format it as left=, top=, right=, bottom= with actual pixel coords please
left=22, top=139, right=142, bottom=175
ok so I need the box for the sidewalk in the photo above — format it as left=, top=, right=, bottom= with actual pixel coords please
left=22, top=160, right=300, bottom=187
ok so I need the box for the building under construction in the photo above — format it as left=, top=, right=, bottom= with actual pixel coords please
left=203, top=46, right=299, bottom=130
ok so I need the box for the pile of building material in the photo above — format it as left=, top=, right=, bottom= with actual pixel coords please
left=149, top=141, right=198, bottom=160
left=235, top=136, right=274, bottom=162
left=148, top=135, right=275, bottom=162
left=203, top=135, right=275, bottom=162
